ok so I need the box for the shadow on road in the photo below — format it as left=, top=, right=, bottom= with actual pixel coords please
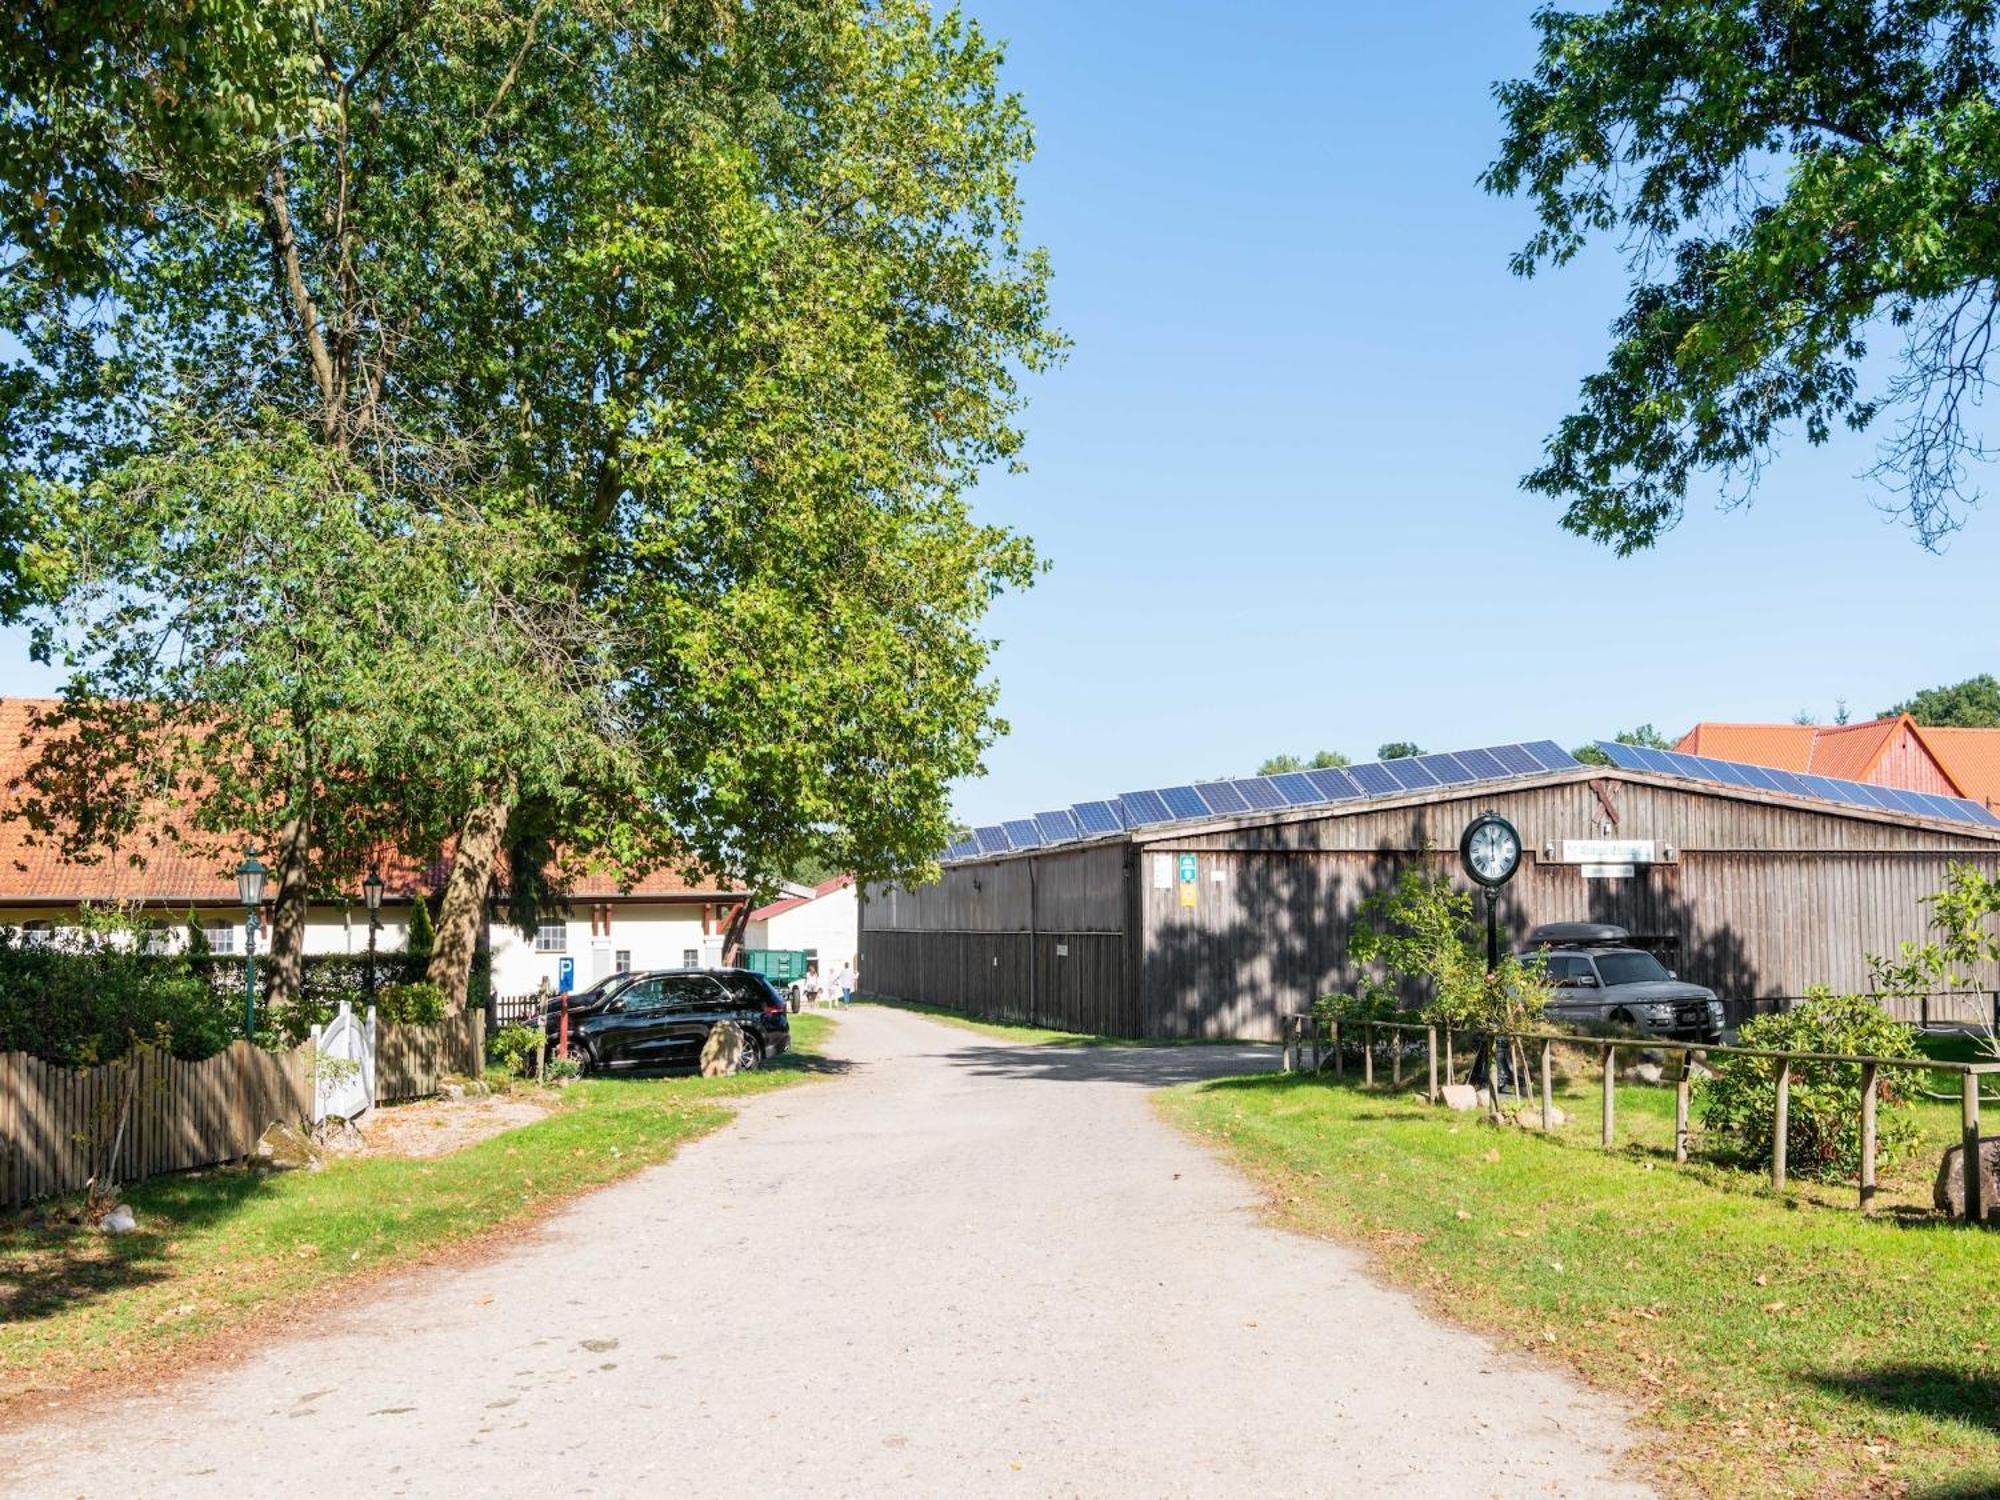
left=940, top=1041, right=1278, bottom=1089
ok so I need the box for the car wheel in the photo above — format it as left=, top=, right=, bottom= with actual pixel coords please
left=573, top=1039, right=600, bottom=1075
left=736, top=1030, right=763, bottom=1072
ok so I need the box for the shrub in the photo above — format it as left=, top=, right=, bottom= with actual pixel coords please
left=1697, top=989, right=1922, bottom=1180
left=0, top=907, right=237, bottom=1064
left=490, top=1024, right=543, bottom=1078
left=376, top=981, right=446, bottom=1026
left=543, top=1054, right=582, bottom=1084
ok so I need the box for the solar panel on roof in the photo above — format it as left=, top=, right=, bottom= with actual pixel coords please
left=1072, top=800, right=1123, bottom=836
left=1195, top=780, right=1250, bottom=815
left=944, top=837, right=977, bottom=862
left=1383, top=757, right=1440, bottom=791
left=1034, top=810, right=1080, bottom=844
left=1002, top=818, right=1043, bottom=849
left=1118, top=789, right=1173, bottom=826
left=1796, top=774, right=1849, bottom=803
left=1304, top=766, right=1362, bottom=800
left=973, top=825, right=1011, bottom=855
left=1486, top=743, right=1543, bottom=776
left=1450, top=747, right=1508, bottom=780
left=1594, top=741, right=1647, bottom=771
left=1269, top=771, right=1323, bottom=806
left=1761, top=769, right=1816, bottom=798
left=1234, top=776, right=1288, bottom=811
left=1967, top=801, right=2000, bottom=827
left=1413, top=752, right=1476, bottom=785
left=1347, top=761, right=1399, bottom=796
left=1524, top=740, right=1580, bottom=771
left=1158, top=785, right=1209, bottom=821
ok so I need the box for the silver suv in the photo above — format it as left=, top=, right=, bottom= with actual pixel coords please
left=1524, top=924, right=1724, bottom=1043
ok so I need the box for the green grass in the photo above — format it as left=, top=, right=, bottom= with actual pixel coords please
left=0, top=1013, right=837, bottom=1410
left=856, top=995, right=1270, bottom=1049
left=1160, top=1062, right=2000, bottom=1498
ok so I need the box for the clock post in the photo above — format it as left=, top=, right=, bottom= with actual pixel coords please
left=1459, top=811, right=1523, bottom=1106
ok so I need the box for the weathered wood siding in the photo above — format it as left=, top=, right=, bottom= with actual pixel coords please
left=864, top=772, right=2000, bottom=1041
left=860, top=843, right=1137, bottom=1033
left=377, top=1010, right=485, bottom=1104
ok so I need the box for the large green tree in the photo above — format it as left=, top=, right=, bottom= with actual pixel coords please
left=1487, top=2, right=2000, bottom=552
left=1886, top=673, right=2000, bottom=726
left=1256, top=750, right=1350, bottom=775
left=6, top=0, right=1061, bottom=1008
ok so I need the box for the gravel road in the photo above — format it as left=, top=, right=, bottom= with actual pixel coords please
left=4, top=1004, right=1651, bottom=1498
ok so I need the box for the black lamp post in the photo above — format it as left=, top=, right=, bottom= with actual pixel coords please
left=235, top=847, right=269, bottom=1041
left=363, top=868, right=385, bottom=1010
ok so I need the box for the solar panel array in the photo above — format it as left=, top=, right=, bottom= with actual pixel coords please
left=940, top=741, right=1582, bottom=862
left=1592, top=742, right=2000, bottom=829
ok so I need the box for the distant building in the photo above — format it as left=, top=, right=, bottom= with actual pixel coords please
left=746, top=875, right=857, bottom=975
left=1676, top=714, right=2000, bottom=811
left=0, top=698, right=750, bottom=999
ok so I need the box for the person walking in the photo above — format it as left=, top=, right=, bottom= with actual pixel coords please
left=833, top=962, right=854, bottom=1006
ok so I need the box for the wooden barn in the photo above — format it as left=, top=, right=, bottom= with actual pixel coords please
left=860, top=744, right=2000, bottom=1040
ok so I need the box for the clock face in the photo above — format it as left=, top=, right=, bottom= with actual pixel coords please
left=1461, top=814, right=1521, bottom=887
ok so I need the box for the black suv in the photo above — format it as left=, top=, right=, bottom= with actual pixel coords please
left=542, top=968, right=791, bottom=1073
left=1524, top=924, right=1725, bottom=1043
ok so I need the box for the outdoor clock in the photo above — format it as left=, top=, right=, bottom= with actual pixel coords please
left=1459, top=811, right=1522, bottom=889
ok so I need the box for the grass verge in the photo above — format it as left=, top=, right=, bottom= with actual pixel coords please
left=0, top=1012, right=837, bottom=1414
left=1159, top=1067, right=2000, bottom=1498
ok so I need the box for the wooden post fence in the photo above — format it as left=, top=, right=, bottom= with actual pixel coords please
left=1965, top=1073, right=1985, bottom=1226
left=1859, top=1062, right=1878, bottom=1214
left=1601, top=1044, right=1616, bottom=1148
left=1427, top=1026, right=1439, bottom=1103
left=1773, top=1058, right=1792, bottom=1191
left=1539, top=1040, right=1553, bottom=1132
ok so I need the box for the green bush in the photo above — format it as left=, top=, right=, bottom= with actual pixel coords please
left=1697, top=989, right=1922, bottom=1180
left=376, top=981, right=445, bottom=1026
left=0, top=908, right=237, bottom=1065
left=490, top=1024, right=543, bottom=1078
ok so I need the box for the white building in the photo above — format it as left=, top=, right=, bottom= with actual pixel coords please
left=745, top=875, right=858, bottom=978
left=0, top=699, right=751, bottom=997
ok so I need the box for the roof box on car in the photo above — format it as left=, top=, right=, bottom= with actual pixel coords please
left=1525, top=922, right=1629, bottom=947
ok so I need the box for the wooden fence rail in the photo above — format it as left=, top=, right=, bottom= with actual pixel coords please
left=1281, top=1013, right=2000, bottom=1225
left=0, top=1040, right=314, bottom=1209
left=377, top=1010, right=485, bottom=1104
left=3, top=1010, right=487, bottom=1207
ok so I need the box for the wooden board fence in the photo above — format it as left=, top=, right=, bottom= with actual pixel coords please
left=376, top=1010, right=485, bottom=1105
left=0, top=1040, right=313, bottom=1209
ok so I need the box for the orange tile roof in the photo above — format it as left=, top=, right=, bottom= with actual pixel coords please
left=1677, top=715, right=1990, bottom=800
left=1916, top=727, right=2000, bottom=811
left=1675, top=723, right=1818, bottom=771
left=0, top=698, right=747, bottom=905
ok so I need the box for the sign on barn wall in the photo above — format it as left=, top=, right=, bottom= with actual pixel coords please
left=1561, top=838, right=1656, bottom=865
left=1178, top=853, right=1198, bottom=907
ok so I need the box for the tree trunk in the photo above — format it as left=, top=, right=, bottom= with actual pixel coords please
left=429, top=795, right=512, bottom=1012
left=265, top=809, right=313, bottom=1016
left=720, top=899, right=750, bottom=965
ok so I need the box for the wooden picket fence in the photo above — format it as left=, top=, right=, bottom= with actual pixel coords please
left=0, top=1040, right=314, bottom=1209
left=377, top=1010, right=485, bottom=1105
left=1, top=1011, right=487, bottom=1207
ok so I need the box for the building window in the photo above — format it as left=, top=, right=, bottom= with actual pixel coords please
left=139, top=926, right=176, bottom=955
left=535, top=921, right=567, bottom=953
left=615, top=949, right=631, bottom=973
left=206, top=921, right=238, bottom=955
left=682, top=948, right=698, bottom=967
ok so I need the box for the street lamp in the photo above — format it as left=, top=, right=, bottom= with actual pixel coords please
left=363, top=868, right=384, bottom=1009
left=235, top=847, right=269, bottom=1041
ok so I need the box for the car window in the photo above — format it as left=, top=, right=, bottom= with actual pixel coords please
left=617, top=978, right=667, bottom=1013
left=662, top=975, right=721, bottom=1009
left=1593, top=951, right=1670, bottom=986
left=1542, top=956, right=1587, bottom=987
left=716, top=973, right=773, bottom=1006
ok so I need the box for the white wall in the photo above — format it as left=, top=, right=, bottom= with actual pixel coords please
left=747, top=883, right=858, bottom=973
left=487, top=901, right=718, bottom=997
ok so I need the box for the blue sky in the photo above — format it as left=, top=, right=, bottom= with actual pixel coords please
left=1, top=1, right=1993, bottom=832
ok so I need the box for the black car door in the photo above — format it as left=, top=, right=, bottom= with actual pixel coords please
left=659, top=975, right=730, bottom=1063
left=592, top=977, right=670, bottom=1066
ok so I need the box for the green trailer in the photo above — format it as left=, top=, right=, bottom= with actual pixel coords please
left=743, top=948, right=811, bottom=985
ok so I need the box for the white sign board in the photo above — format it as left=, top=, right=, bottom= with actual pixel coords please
left=1152, top=854, right=1175, bottom=890
left=1581, top=862, right=1637, bottom=880
left=1562, top=838, right=1656, bottom=865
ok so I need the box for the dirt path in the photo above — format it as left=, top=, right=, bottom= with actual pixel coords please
left=2, top=1006, right=1650, bottom=1498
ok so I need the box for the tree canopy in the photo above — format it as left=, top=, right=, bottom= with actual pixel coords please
left=5, top=0, right=1062, bottom=1008
left=1376, top=742, right=1424, bottom=761
left=1256, top=750, right=1350, bottom=775
left=1886, top=673, right=2000, bottom=727
left=1487, top=2, right=2000, bottom=552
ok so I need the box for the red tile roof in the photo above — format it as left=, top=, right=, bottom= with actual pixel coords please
left=0, top=698, right=747, bottom=905
left=1676, top=715, right=1987, bottom=800
left=748, top=873, right=854, bottom=923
